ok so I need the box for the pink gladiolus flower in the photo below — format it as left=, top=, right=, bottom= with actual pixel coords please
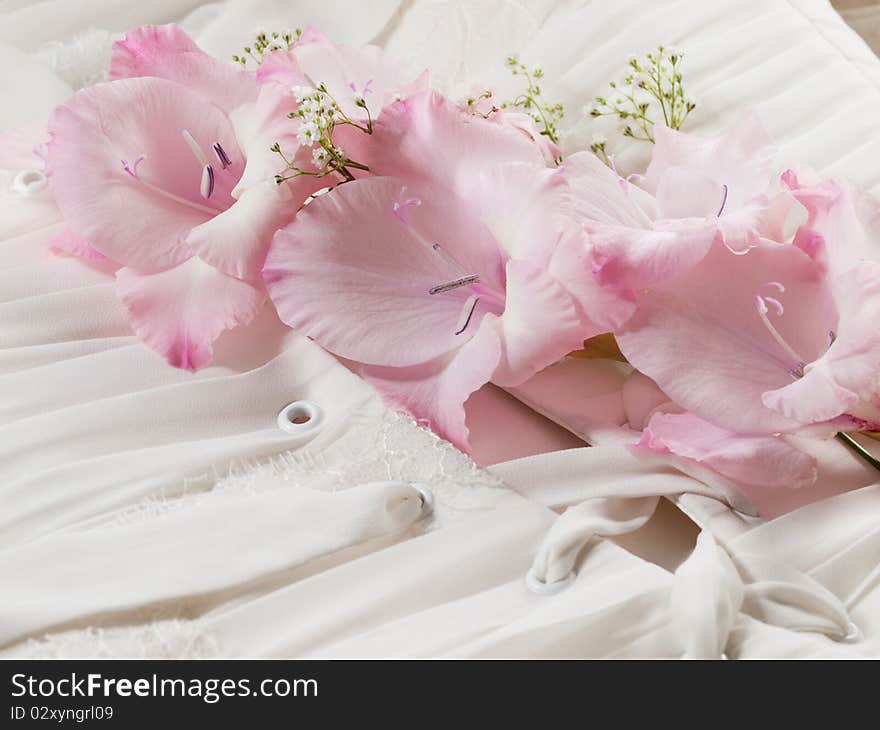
left=614, top=175, right=880, bottom=439
left=46, top=25, right=323, bottom=370
left=264, top=91, right=601, bottom=449
left=759, top=170, right=880, bottom=429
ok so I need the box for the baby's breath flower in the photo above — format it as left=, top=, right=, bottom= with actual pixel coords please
left=312, top=146, right=330, bottom=167
left=587, top=43, right=695, bottom=162
left=292, top=85, right=312, bottom=103
left=233, top=26, right=302, bottom=66
left=297, top=121, right=319, bottom=146
left=501, top=56, right=564, bottom=147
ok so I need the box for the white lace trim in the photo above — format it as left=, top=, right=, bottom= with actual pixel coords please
left=35, top=29, right=116, bottom=90
left=6, top=410, right=510, bottom=658
left=103, top=409, right=508, bottom=530
left=7, top=620, right=220, bottom=660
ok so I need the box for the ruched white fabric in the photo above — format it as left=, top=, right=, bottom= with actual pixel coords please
left=1, top=0, right=880, bottom=658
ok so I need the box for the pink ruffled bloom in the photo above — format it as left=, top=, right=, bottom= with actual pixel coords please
left=264, top=91, right=602, bottom=449
left=617, top=176, right=880, bottom=438
left=45, top=24, right=327, bottom=370
left=552, top=114, right=879, bottom=491
left=563, top=114, right=785, bottom=331
left=584, top=124, right=880, bottom=489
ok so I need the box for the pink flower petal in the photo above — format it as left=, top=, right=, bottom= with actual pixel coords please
left=547, top=225, right=638, bottom=332
left=622, top=371, right=674, bottom=430
left=645, top=112, right=775, bottom=202
left=563, top=150, right=717, bottom=325
left=263, top=176, right=505, bottom=367
left=562, top=151, right=653, bottom=227
left=654, top=166, right=726, bottom=220
left=497, top=109, right=562, bottom=165
left=47, top=77, right=242, bottom=271
left=369, top=90, right=546, bottom=192
left=362, top=316, right=502, bottom=451
left=255, top=50, right=307, bottom=88
left=586, top=218, right=717, bottom=292
left=293, top=26, right=428, bottom=120
left=492, top=257, right=588, bottom=386
left=116, top=256, right=265, bottom=371
left=187, top=180, right=300, bottom=280
left=782, top=170, right=878, bottom=278
left=110, top=24, right=257, bottom=114
left=454, top=161, right=570, bottom=262
left=646, top=113, right=776, bottom=250
left=47, top=228, right=108, bottom=262
left=636, top=411, right=818, bottom=489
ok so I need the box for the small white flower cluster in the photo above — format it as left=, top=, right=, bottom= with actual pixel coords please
left=233, top=28, right=301, bottom=67
left=502, top=55, right=564, bottom=146
left=273, top=81, right=373, bottom=184
left=588, top=44, right=695, bottom=154
left=292, top=86, right=341, bottom=145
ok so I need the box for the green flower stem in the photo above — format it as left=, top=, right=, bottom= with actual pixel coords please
left=837, top=432, right=880, bottom=473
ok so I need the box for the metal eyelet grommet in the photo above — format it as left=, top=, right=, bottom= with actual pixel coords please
left=525, top=567, right=575, bottom=595
left=413, top=483, right=435, bottom=518
left=277, top=400, right=323, bottom=435
left=840, top=621, right=861, bottom=644
left=13, top=169, right=48, bottom=196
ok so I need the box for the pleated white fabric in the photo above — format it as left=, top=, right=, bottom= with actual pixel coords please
left=1, top=0, right=879, bottom=658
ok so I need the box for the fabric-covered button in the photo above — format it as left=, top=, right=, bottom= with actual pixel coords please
left=412, top=483, right=435, bottom=518
left=12, top=170, right=48, bottom=196
left=841, top=621, right=861, bottom=644
left=277, top=400, right=324, bottom=435
left=525, top=566, right=575, bottom=595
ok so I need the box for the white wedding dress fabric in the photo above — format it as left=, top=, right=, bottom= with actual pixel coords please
left=1, top=0, right=879, bottom=658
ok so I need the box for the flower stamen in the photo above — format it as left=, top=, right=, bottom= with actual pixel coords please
left=200, top=164, right=216, bottom=199
left=454, top=295, right=480, bottom=335
left=392, top=193, right=421, bottom=223
left=121, top=154, right=146, bottom=179
left=213, top=142, right=232, bottom=169
left=429, top=275, right=481, bottom=295
left=181, top=129, right=210, bottom=166
left=717, top=183, right=728, bottom=217
left=120, top=154, right=217, bottom=215
left=754, top=286, right=808, bottom=378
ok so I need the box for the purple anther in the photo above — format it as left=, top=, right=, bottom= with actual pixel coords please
left=121, top=154, right=146, bottom=179
left=763, top=296, right=785, bottom=316
left=213, top=142, right=232, bottom=169
left=454, top=296, right=480, bottom=336
left=392, top=194, right=421, bottom=223
left=200, top=164, right=215, bottom=199
left=717, top=183, right=729, bottom=217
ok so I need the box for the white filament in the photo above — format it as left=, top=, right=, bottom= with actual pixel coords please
left=133, top=176, right=217, bottom=215
left=755, top=295, right=807, bottom=367
left=181, top=129, right=210, bottom=166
